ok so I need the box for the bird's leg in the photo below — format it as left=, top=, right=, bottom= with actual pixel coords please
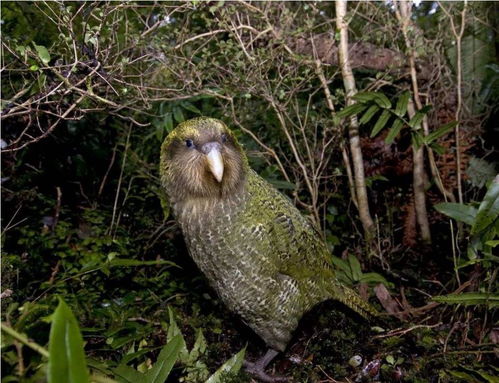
left=243, top=348, right=288, bottom=382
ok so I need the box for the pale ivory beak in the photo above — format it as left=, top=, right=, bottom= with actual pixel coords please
left=206, top=147, right=224, bottom=182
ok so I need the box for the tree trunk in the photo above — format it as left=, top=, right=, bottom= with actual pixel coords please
left=335, top=0, right=375, bottom=240
left=408, top=101, right=432, bottom=243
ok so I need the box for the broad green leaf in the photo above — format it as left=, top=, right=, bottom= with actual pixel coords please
left=432, top=292, right=499, bottom=308
left=166, top=307, right=188, bottom=363
left=430, top=142, right=446, bottom=155
left=205, top=346, right=246, bottom=383
left=267, top=179, right=296, bottom=190
left=359, top=105, right=380, bottom=125
left=359, top=272, right=391, bottom=286
left=164, top=113, right=174, bottom=133
left=189, top=329, right=207, bottom=363
left=472, top=181, right=499, bottom=235
left=181, top=101, right=201, bottom=114
left=113, top=365, right=146, bottom=383
left=144, top=335, right=183, bottom=383
left=486, top=240, right=499, bottom=248
left=395, top=91, right=410, bottom=117
left=34, top=44, right=51, bottom=65
left=434, top=203, right=477, bottom=226
left=352, top=92, right=378, bottom=103
left=408, top=105, right=431, bottom=129
left=331, top=256, right=352, bottom=277
left=370, top=110, right=391, bottom=138
left=336, top=103, right=367, bottom=119
left=173, top=107, right=185, bottom=123
left=385, top=119, right=404, bottom=144
left=424, top=121, right=457, bottom=144
left=411, top=131, right=424, bottom=149
left=372, top=93, right=392, bottom=109
left=347, top=255, right=362, bottom=282
left=48, top=298, right=90, bottom=383
left=447, top=370, right=477, bottom=381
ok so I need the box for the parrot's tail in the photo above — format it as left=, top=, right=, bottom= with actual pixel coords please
left=332, top=283, right=379, bottom=320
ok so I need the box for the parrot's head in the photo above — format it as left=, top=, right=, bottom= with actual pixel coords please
left=160, top=117, right=248, bottom=201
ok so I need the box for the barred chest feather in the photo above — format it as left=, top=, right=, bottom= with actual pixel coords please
left=171, top=183, right=302, bottom=351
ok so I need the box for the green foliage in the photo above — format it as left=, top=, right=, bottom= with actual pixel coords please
left=432, top=292, right=499, bottom=308
left=48, top=298, right=90, bottom=383
left=331, top=254, right=392, bottom=287
left=2, top=298, right=246, bottom=383
left=467, top=157, right=497, bottom=189
left=435, top=179, right=499, bottom=266
left=337, top=90, right=456, bottom=151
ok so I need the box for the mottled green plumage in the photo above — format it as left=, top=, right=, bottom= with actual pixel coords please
left=160, top=117, right=376, bottom=352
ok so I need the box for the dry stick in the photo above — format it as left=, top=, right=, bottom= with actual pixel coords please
left=270, top=100, right=321, bottom=225
left=109, top=124, right=132, bottom=236
left=2, top=94, right=85, bottom=153
left=315, top=58, right=358, bottom=209
left=229, top=98, right=291, bottom=183
left=336, top=0, right=374, bottom=239
left=439, top=2, right=467, bottom=205
left=98, top=142, right=119, bottom=197
left=0, top=323, right=49, bottom=358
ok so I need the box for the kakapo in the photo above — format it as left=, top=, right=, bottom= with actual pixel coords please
left=160, top=117, right=377, bottom=382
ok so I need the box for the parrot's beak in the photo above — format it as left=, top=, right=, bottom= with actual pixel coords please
left=203, top=142, right=224, bottom=183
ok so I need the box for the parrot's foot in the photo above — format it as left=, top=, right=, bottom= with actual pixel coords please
left=243, top=349, right=288, bottom=382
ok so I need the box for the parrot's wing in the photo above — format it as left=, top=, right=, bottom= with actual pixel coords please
left=245, top=170, right=334, bottom=280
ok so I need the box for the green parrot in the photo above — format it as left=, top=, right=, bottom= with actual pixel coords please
left=160, top=117, right=377, bottom=382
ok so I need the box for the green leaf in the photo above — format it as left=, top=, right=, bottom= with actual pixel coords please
left=188, top=329, right=207, bottom=363
left=113, top=365, right=146, bottom=383
left=424, top=121, right=457, bottom=144
left=29, top=64, right=40, bottom=71
left=337, top=103, right=367, bottom=119
left=164, top=113, right=174, bottom=133
left=395, top=91, right=410, bottom=117
left=205, top=346, right=246, bottom=383
left=432, top=292, right=499, bottom=308
left=385, top=119, right=404, bottom=144
left=359, top=105, right=380, bottom=125
left=373, top=93, right=392, bottom=109
left=486, top=240, right=499, bottom=248
left=466, top=157, right=497, bottom=189
left=331, top=256, right=352, bottom=277
left=267, top=179, right=296, bottom=190
left=408, top=105, right=431, bottom=129
left=411, top=131, right=424, bottom=149
left=386, top=355, right=395, bottom=365
left=347, top=255, right=362, bottom=282
left=430, top=142, right=446, bottom=155
left=166, top=307, right=188, bottom=363
left=181, top=101, right=201, bottom=114
left=352, top=92, right=391, bottom=108
left=370, top=110, right=391, bottom=138
left=472, top=181, right=499, bottom=235
left=352, top=92, right=378, bottom=103
left=144, top=335, right=183, bottom=383
left=34, top=44, right=51, bottom=65
left=48, top=298, right=90, bottom=383
left=447, top=370, right=477, bottom=381
left=173, top=107, right=185, bottom=123
left=434, top=203, right=477, bottom=226
left=359, top=272, right=391, bottom=286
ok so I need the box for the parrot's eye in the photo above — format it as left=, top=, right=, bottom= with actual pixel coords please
left=185, top=139, right=194, bottom=148
left=221, top=133, right=228, bottom=143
